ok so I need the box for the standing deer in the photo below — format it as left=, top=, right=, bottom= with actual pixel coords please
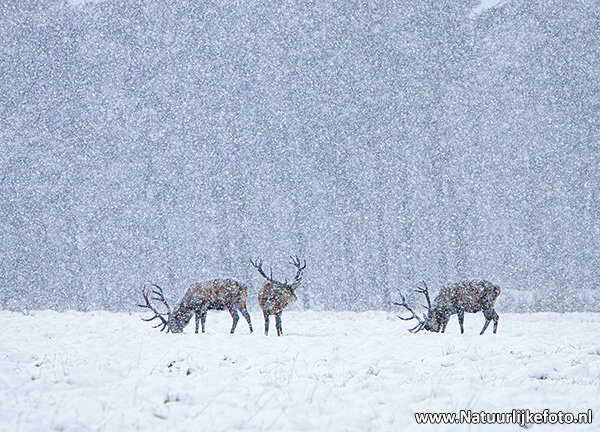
left=138, top=279, right=253, bottom=334
left=395, top=280, right=500, bottom=334
left=250, top=256, right=306, bottom=336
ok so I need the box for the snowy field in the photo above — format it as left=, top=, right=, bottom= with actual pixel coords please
left=1, top=310, right=598, bottom=431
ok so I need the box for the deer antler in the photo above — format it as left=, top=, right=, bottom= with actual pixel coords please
left=250, top=258, right=280, bottom=285
left=415, top=280, right=432, bottom=312
left=394, top=290, right=425, bottom=333
left=289, top=255, right=306, bottom=284
left=149, top=284, right=172, bottom=315
left=251, top=257, right=306, bottom=288
left=138, top=285, right=170, bottom=332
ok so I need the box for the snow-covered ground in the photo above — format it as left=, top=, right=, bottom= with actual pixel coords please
left=1, top=310, right=598, bottom=431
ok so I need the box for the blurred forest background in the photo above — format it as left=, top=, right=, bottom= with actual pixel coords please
left=1, top=0, right=598, bottom=311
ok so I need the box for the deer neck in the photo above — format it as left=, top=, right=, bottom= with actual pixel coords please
left=169, top=305, right=193, bottom=332
left=278, top=285, right=297, bottom=305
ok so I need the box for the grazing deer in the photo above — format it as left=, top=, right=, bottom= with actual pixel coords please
left=395, top=280, right=500, bottom=334
left=138, top=279, right=253, bottom=334
left=250, top=256, right=306, bottom=336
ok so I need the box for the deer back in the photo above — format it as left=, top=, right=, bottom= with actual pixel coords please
left=182, top=278, right=248, bottom=311
left=435, top=280, right=500, bottom=313
left=258, top=281, right=297, bottom=314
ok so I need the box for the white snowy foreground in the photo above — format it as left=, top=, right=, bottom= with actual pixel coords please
left=1, top=310, right=598, bottom=431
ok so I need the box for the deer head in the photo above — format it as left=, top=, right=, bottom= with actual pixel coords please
left=394, top=281, right=438, bottom=333
left=250, top=256, right=306, bottom=300
left=138, top=284, right=192, bottom=333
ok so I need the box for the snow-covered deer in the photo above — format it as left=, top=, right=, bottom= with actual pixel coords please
left=138, top=280, right=253, bottom=334
left=395, top=280, right=500, bottom=334
left=250, top=256, right=306, bottom=336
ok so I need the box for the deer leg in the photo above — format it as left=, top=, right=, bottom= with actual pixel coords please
left=195, top=312, right=200, bottom=334
left=457, top=310, right=465, bottom=334
left=275, top=313, right=283, bottom=336
left=492, top=310, right=499, bottom=333
left=440, top=316, right=449, bottom=333
left=200, top=307, right=207, bottom=333
left=228, top=308, right=240, bottom=334
left=263, top=310, right=270, bottom=335
left=480, top=309, right=493, bottom=335
left=240, top=307, right=253, bottom=333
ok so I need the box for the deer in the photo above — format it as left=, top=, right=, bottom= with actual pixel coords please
left=250, top=256, right=306, bottom=336
left=395, top=280, right=500, bottom=334
left=138, top=279, right=253, bottom=334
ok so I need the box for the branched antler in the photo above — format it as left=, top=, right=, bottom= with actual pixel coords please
left=415, top=280, right=432, bottom=312
left=289, top=255, right=306, bottom=284
left=250, top=258, right=280, bottom=284
left=149, top=284, right=172, bottom=314
left=138, top=285, right=170, bottom=332
left=252, top=256, right=306, bottom=288
left=394, top=290, right=425, bottom=333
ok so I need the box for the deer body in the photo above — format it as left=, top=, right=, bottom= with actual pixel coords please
left=184, top=279, right=253, bottom=334
left=139, top=279, right=253, bottom=334
left=426, top=280, right=500, bottom=334
left=258, top=282, right=298, bottom=336
left=396, top=280, right=500, bottom=334
left=251, top=257, right=306, bottom=336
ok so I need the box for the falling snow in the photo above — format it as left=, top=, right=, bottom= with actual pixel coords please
left=1, top=1, right=598, bottom=313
